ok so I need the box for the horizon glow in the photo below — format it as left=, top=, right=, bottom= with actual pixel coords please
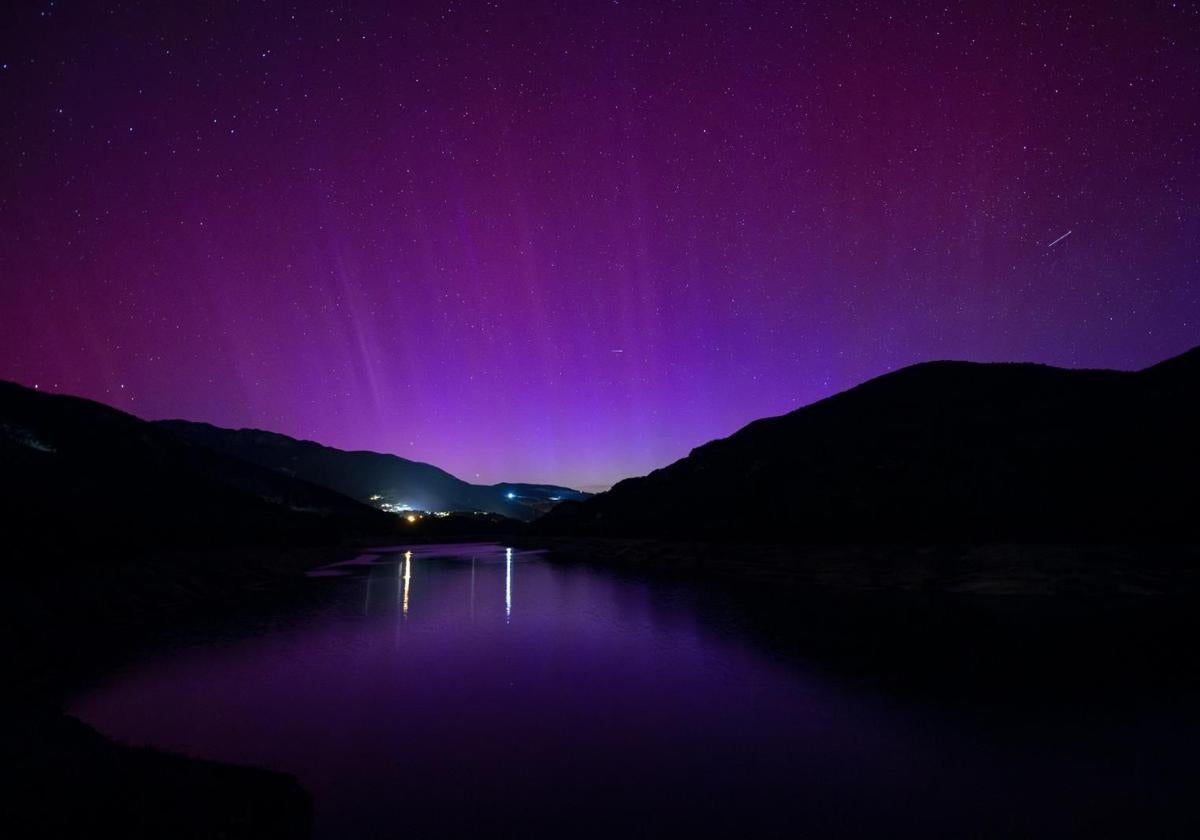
left=2, top=1, right=1198, bottom=490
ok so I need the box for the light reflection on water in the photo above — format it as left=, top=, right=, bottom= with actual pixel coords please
left=401, top=550, right=411, bottom=617
left=344, top=543, right=529, bottom=621
left=67, top=543, right=1195, bottom=839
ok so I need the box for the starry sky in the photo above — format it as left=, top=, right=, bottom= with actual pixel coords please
left=2, top=1, right=1198, bottom=490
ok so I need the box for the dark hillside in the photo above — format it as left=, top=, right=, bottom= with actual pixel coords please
left=537, top=347, right=1200, bottom=543
left=0, top=381, right=394, bottom=554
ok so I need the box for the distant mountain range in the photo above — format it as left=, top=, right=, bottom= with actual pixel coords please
left=537, top=346, right=1200, bottom=543
left=0, top=381, right=393, bottom=550
left=8, top=345, right=1196, bottom=550
left=0, top=382, right=588, bottom=552
left=158, top=421, right=588, bottom=522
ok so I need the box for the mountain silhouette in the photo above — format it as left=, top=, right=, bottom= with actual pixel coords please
left=537, top=346, right=1200, bottom=542
left=157, top=420, right=588, bottom=521
left=0, top=381, right=393, bottom=550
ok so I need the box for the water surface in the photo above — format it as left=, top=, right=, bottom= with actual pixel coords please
left=70, top=543, right=1193, bottom=837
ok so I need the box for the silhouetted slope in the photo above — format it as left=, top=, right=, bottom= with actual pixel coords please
left=0, top=381, right=394, bottom=550
left=157, top=420, right=588, bottom=521
left=9, top=706, right=311, bottom=839
left=538, top=346, right=1200, bottom=542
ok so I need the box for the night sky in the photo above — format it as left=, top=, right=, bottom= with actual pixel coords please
left=2, top=1, right=1198, bottom=490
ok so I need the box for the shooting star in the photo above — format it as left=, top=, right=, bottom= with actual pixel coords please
left=1046, top=230, right=1072, bottom=249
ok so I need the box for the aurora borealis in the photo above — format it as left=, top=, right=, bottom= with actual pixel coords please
left=2, top=0, right=1197, bottom=489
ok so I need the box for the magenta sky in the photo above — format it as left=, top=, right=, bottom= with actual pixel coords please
left=2, top=1, right=1198, bottom=489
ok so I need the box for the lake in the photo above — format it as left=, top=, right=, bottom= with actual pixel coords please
left=68, top=543, right=1195, bottom=838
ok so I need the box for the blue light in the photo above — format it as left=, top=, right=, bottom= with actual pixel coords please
left=506, top=492, right=516, bottom=499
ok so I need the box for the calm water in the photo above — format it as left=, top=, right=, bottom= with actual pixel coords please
left=69, top=544, right=1193, bottom=838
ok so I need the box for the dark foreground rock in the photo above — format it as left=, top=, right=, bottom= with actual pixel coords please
left=4, top=706, right=311, bottom=839
left=4, top=545, right=352, bottom=840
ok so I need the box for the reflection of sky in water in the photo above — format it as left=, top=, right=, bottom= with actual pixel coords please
left=70, top=544, right=1196, bottom=839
